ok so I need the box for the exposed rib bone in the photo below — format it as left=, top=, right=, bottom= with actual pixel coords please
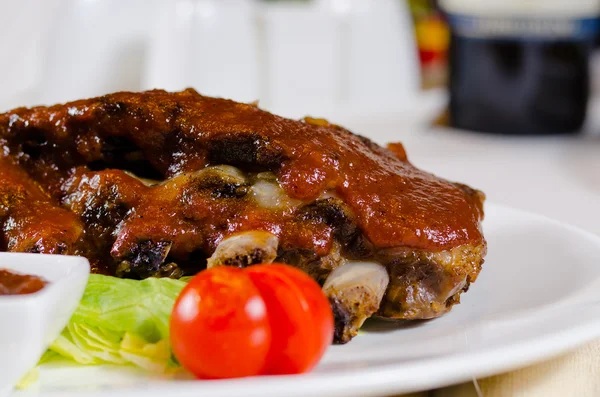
left=323, top=261, right=390, bottom=343
left=207, top=231, right=279, bottom=268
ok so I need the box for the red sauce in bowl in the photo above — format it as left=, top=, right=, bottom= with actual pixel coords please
left=0, top=269, right=47, bottom=295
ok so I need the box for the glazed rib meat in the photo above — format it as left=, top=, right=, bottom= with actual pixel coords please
left=0, top=89, right=486, bottom=342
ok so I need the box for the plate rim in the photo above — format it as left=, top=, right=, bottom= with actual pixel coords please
left=13, top=203, right=600, bottom=397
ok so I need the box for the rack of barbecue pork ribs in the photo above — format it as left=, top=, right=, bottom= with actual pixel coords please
left=0, top=89, right=486, bottom=343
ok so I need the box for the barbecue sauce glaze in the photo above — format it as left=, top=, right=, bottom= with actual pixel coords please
left=0, top=90, right=485, bottom=274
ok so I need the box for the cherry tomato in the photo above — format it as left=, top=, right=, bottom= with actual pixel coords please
left=170, top=267, right=271, bottom=379
left=170, top=264, right=334, bottom=379
left=246, top=264, right=334, bottom=375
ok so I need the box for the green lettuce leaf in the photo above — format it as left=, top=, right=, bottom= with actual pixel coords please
left=45, top=274, right=187, bottom=372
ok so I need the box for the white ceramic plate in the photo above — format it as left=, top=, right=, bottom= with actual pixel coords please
left=12, top=204, right=600, bottom=397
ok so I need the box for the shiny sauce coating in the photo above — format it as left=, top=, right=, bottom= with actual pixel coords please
left=0, top=89, right=485, bottom=273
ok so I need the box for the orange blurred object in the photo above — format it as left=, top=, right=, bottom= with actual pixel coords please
left=415, top=16, right=449, bottom=64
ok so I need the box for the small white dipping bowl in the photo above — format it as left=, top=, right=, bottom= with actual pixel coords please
left=0, top=254, right=89, bottom=396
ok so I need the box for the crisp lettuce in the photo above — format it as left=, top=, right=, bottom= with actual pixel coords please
left=45, top=274, right=187, bottom=372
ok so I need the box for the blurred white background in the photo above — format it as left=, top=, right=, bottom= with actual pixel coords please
left=0, top=0, right=422, bottom=119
